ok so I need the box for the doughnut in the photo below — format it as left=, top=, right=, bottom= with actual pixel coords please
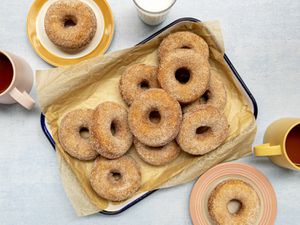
left=128, top=88, right=182, bottom=147
left=158, top=49, right=210, bottom=104
left=90, top=156, right=141, bottom=202
left=90, top=102, right=133, bottom=159
left=158, top=31, right=209, bottom=60
left=44, top=0, right=97, bottom=51
left=208, top=179, right=260, bottom=225
left=134, top=139, right=181, bottom=166
left=119, top=64, right=159, bottom=105
left=176, top=105, right=228, bottom=155
left=58, top=109, right=98, bottom=160
left=183, top=73, right=227, bottom=113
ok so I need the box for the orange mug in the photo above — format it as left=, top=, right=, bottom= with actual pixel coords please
left=0, top=50, right=35, bottom=110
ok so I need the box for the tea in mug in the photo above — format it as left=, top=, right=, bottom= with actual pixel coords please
left=286, top=124, right=300, bottom=164
left=0, top=53, right=13, bottom=94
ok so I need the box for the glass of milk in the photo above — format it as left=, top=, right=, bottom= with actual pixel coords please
left=133, top=0, right=176, bottom=26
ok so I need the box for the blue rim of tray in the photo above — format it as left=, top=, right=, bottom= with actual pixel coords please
left=40, top=17, right=258, bottom=215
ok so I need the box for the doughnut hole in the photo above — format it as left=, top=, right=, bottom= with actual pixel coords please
left=63, top=15, right=77, bottom=28
left=110, top=121, right=118, bottom=136
left=79, top=127, right=90, bottom=139
left=227, top=199, right=242, bottom=214
left=139, top=80, right=150, bottom=90
left=181, top=45, right=191, bottom=49
left=148, top=109, right=161, bottom=124
left=108, top=170, right=122, bottom=183
left=196, top=126, right=211, bottom=135
left=175, top=67, right=190, bottom=84
left=199, top=90, right=211, bottom=104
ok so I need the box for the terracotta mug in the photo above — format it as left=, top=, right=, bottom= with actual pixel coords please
left=254, top=118, right=300, bottom=171
left=0, top=50, right=35, bottom=110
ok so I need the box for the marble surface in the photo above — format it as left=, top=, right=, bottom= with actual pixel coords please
left=0, top=0, right=299, bottom=224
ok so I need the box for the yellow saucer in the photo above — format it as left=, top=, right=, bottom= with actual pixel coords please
left=27, top=0, right=114, bottom=67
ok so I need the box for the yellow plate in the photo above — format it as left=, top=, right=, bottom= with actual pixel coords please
left=27, top=0, right=114, bottom=67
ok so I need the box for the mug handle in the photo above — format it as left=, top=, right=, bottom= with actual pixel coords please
left=254, top=143, right=282, bottom=156
left=9, top=87, right=35, bottom=110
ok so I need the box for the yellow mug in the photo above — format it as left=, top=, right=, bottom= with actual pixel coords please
left=254, top=118, right=300, bottom=171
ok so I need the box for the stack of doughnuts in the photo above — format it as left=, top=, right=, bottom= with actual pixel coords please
left=57, top=31, right=229, bottom=202
left=58, top=102, right=141, bottom=202
left=120, top=31, right=229, bottom=159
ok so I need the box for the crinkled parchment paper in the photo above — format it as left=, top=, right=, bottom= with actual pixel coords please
left=36, top=21, right=256, bottom=216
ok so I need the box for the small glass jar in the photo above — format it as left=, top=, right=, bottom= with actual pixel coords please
left=133, top=0, right=176, bottom=26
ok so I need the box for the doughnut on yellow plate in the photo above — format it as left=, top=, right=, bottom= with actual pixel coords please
left=189, top=162, right=277, bottom=225
left=27, top=0, right=114, bottom=67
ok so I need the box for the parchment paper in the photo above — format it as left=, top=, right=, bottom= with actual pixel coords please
left=36, top=21, right=257, bottom=216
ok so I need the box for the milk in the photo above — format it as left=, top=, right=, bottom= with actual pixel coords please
left=133, top=0, right=176, bottom=25
left=135, top=0, right=175, bottom=13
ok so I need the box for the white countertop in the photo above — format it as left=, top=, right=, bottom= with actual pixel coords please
left=0, top=0, right=299, bottom=224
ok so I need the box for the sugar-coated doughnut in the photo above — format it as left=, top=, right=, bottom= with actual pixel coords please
left=158, top=49, right=210, bottom=103
left=134, top=139, right=181, bottom=166
left=119, top=64, right=159, bottom=105
left=90, top=156, right=141, bottom=202
left=58, top=109, right=98, bottom=160
left=158, top=31, right=209, bottom=60
left=90, top=102, right=133, bottom=159
left=44, top=0, right=97, bottom=51
left=128, top=88, right=182, bottom=147
left=183, top=74, right=227, bottom=113
left=208, top=179, right=261, bottom=225
left=177, top=106, right=228, bottom=155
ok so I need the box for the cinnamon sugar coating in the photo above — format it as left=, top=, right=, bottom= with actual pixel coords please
left=208, top=179, right=261, bottom=225
left=177, top=105, right=228, bottom=155
left=58, top=109, right=98, bottom=160
left=120, top=64, right=159, bottom=105
left=44, top=0, right=97, bottom=51
left=90, top=102, right=133, bottom=159
left=158, top=49, right=210, bottom=104
left=134, top=139, right=181, bottom=166
left=183, top=73, right=227, bottom=113
left=128, top=88, right=182, bottom=147
left=90, top=156, right=141, bottom=202
left=158, top=31, right=209, bottom=60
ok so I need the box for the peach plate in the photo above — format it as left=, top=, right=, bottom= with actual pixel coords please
left=27, top=0, right=114, bottom=67
left=189, top=162, right=277, bottom=225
